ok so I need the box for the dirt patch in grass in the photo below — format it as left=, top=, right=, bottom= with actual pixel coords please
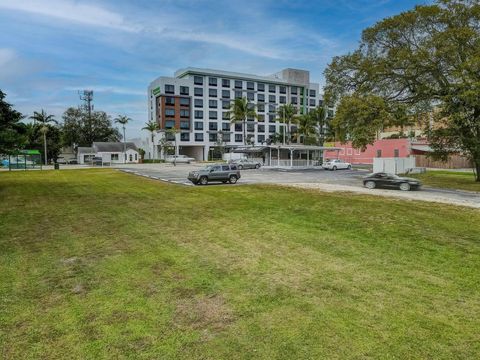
left=174, top=294, right=234, bottom=334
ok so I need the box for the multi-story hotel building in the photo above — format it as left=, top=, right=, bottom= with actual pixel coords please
left=147, top=67, right=324, bottom=160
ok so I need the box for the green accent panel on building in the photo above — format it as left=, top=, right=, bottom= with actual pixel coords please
left=152, top=87, right=161, bottom=95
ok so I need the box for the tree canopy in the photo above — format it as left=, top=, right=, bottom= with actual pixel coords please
left=324, top=0, right=480, bottom=179
left=0, top=90, right=25, bottom=154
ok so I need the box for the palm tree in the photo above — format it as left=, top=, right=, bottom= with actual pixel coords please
left=114, top=115, right=131, bottom=163
left=29, top=110, right=57, bottom=165
left=308, top=106, right=328, bottom=146
left=165, top=128, right=179, bottom=166
left=229, top=97, right=257, bottom=145
left=142, top=120, right=159, bottom=160
left=275, top=104, right=298, bottom=144
left=296, top=114, right=317, bottom=144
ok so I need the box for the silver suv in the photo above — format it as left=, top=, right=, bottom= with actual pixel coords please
left=188, top=164, right=241, bottom=185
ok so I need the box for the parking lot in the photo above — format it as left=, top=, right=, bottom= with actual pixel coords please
left=114, top=162, right=480, bottom=208
left=115, top=162, right=366, bottom=187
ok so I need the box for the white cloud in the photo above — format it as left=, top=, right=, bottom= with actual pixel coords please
left=0, top=0, right=138, bottom=32
left=64, top=86, right=145, bottom=96
left=0, top=48, right=16, bottom=67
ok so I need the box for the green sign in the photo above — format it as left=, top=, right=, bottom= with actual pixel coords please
left=152, top=87, right=161, bottom=96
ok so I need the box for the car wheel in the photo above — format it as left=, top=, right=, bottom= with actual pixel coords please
left=229, top=175, right=238, bottom=184
left=365, top=181, right=376, bottom=189
left=238, top=165, right=243, bottom=170
left=332, top=166, right=337, bottom=171
left=199, top=176, right=208, bottom=185
left=399, top=182, right=411, bottom=191
left=255, top=164, right=260, bottom=169
left=347, top=165, right=352, bottom=170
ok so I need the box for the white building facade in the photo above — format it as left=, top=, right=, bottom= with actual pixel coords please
left=77, top=142, right=140, bottom=164
left=147, top=67, right=325, bottom=161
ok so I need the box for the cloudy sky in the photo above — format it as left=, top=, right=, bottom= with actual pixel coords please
left=0, top=0, right=429, bottom=139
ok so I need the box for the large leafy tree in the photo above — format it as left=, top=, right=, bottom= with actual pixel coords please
left=62, top=107, right=121, bottom=149
left=29, top=110, right=57, bottom=165
left=24, top=123, right=62, bottom=164
left=0, top=90, right=25, bottom=154
left=324, top=0, right=480, bottom=180
left=229, top=97, right=257, bottom=145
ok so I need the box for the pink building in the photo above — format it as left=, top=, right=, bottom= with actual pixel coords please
left=323, top=139, right=412, bottom=164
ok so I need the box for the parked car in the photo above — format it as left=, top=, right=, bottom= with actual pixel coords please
left=363, top=172, right=422, bottom=191
left=165, top=155, right=195, bottom=164
left=322, top=159, right=352, bottom=170
left=56, top=157, right=67, bottom=164
left=230, top=158, right=261, bottom=170
left=188, top=164, right=241, bottom=185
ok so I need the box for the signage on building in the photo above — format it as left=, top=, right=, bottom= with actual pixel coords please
left=152, top=87, right=161, bottom=96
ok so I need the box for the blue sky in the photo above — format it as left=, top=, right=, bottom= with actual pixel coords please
left=0, top=0, right=430, bottom=139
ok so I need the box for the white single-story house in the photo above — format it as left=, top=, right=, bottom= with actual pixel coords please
left=77, top=142, right=140, bottom=165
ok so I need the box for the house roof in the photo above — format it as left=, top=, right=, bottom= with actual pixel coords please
left=77, top=147, right=94, bottom=154
left=92, top=142, right=138, bottom=152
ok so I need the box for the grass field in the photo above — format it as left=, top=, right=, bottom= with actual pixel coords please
left=410, top=170, right=480, bottom=192
left=1, top=170, right=480, bottom=359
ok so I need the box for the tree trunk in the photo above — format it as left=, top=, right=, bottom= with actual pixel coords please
left=475, top=158, right=480, bottom=182
left=43, top=131, right=48, bottom=165
left=243, top=118, right=247, bottom=145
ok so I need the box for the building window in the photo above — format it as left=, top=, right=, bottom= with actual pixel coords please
left=209, top=88, right=217, bottom=97
left=194, top=110, right=203, bottom=119
left=195, top=133, right=204, bottom=141
left=269, top=84, right=276, bottom=93
left=235, top=134, right=243, bottom=142
left=269, top=125, right=276, bottom=133
left=258, top=124, right=265, bottom=132
left=194, top=76, right=203, bottom=85
left=247, top=81, right=254, bottom=90
left=209, top=77, right=217, bottom=86
left=291, top=86, right=298, bottom=95
left=222, top=122, right=230, bottom=131
left=394, top=149, right=399, bottom=157
left=234, top=80, right=243, bottom=89
left=209, top=111, right=217, bottom=119
left=165, top=84, right=174, bottom=94
left=257, top=104, right=265, bottom=112
left=111, top=153, right=119, bottom=161
left=234, top=123, right=242, bottom=132
left=268, top=114, right=275, bottom=122
left=269, top=104, right=276, bottom=113
left=180, top=121, right=190, bottom=130
left=310, top=89, right=316, bottom=97
left=194, top=121, right=203, bottom=130
left=180, top=109, right=189, bottom=118
left=209, top=133, right=217, bottom=142
left=165, top=109, right=175, bottom=117
left=257, top=83, right=265, bottom=92
left=347, top=148, right=353, bottom=156
left=309, top=99, right=316, bottom=106
left=194, top=87, right=203, bottom=96
left=319, top=99, right=324, bottom=107
left=222, top=90, right=230, bottom=99
left=135, top=153, right=138, bottom=161
left=247, top=92, right=254, bottom=101
left=279, top=96, right=286, bottom=104
left=165, top=96, right=175, bottom=105
left=257, top=94, right=265, bottom=102
left=209, top=122, right=218, bottom=131
left=222, top=79, right=230, bottom=88
left=209, top=100, right=217, bottom=108
left=222, top=112, right=230, bottom=120
left=234, top=90, right=242, bottom=99
left=165, top=120, right=175, bottom=129
left=180, top=132, right=190, bottom=141
left=291, top=97, right=298, bottom=105
left=269, top=95, right=276, bottom=103
left=180, top=97, right=190, bottom=106
left=257, top=114, right=265, bottom=122
left=355, top=148, right=361, bottom=155
left=129, top=154, right=133, bottom=162
left=222, top=101, right=230, bottom=109
left=194, top=99, right=203, bottom=108
left=279, top=86, right=286, bottom=94
left=180, top=86, right=189, bottom=95
left=258, top=135, right=265, bottom=143
left=247, top=123, right=255, bottom=132
left=377, top=149, right=382, bottom=158
left=222, top=133, right=231, bottom=142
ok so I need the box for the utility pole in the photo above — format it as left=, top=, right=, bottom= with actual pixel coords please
left=79, top=90, right=94, bottom=144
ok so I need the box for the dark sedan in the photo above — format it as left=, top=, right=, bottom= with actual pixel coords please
left=363, top=172, right=422, bottom=191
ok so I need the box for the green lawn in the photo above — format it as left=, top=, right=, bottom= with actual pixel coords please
left=409, top=170, right=480, bottom=192
left=1, top=170, right=480, bottom=359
